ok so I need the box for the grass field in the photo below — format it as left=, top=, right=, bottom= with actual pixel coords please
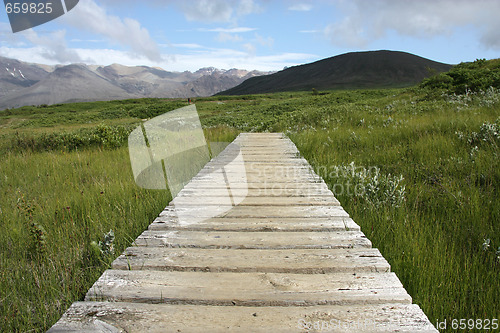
left=0, top=77, right=499, bottom=331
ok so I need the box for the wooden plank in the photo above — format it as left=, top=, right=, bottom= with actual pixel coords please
left=170, top=196, right=340, bottom=206
left=149, top=216, right=359, bottom=232
left=213, top=158, right=304, bottom=163
left=111, top=248, right=390, bottom=273
left=158, top=205, right=349, bottom=218
left=176, top=188, right=334, bottom=197
left=194, top=170, right=318, bottom=178
left=191, top=172, right=322, bottom=186
left=201, top=163, right=311, bottom=169
left=48, top=302, right=438, bottom=333
left=85, top=270, right=412, bottom=306
left=182, top=182, right=331, bottom=191
left=214, top=146, right=299, bottom=153
left=192, top=168, right=321, bottom=177
left=206, top=157, right=305, bottom=162
left=133, top=230, right=371, bottom=249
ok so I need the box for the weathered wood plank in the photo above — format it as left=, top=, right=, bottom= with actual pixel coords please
left=85, top=270, right=411, bottom=306
left=192, top=172, right=322, bottom=179
left=149, top=216, right=359, bottom=232
left=133, top=230, right=371, bottom=249
left=176, top=188, right=334, bottom=197
left=48, top=302, right=438, bottom=333
left=217, top=147, right=297, bottom=152
left=201, top=163, right=311, bottom=169
left=170, top=196, right=340, bottom=206
left=182, top=182, right=331, bottom=191
left=158, top=205, right=349, bottom=218
left=194, top=162, right=316, bottom=170
left=111, top=248, right=390, bottom=273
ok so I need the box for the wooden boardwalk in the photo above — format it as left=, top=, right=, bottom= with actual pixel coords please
left=49, top=133, right=437, bottom=332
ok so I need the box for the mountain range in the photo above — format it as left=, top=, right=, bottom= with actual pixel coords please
left=219, top=50, right=453, bottom=95
left=0, top=56, right=271, bottom=110
left=0, top=51, right=454, bottom=110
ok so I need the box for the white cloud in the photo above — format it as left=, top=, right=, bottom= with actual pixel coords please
left=174, top=48, right=315, bottom=71
left=0, top=44, right=316, bottom=72
left=236, top=0, right=261, bottom=16
left=288, top=4, right=313, bottom=12
left=20, top=30, right=82, bottom=63
left=325, top=0, right=500, bottom=50
left=179, top=0, right=260, bottom=23
left=325, top=16, right=367, bottom=48
left=200, top=27, right=257, bottom=33
left=243, top=43, right=256, bottom=55
left=481, top=28, right=500, bottom=50
left=254, top=33, right=274, bottom=48
left=172, top=43, right=205, bottom=49
left=70, top=38, right=105, bottom=43
left=0, top=22, right=28, bottom=47
left=201, top=27, right=256, bottom=44
left=216, top=32, right=243, bottom=43
left=100, top=0, right=262, bottom=21
left=181, top=0, right=233, bottom=22
left=64, top=0, right=163, bottom=62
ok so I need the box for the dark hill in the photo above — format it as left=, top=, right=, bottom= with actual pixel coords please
left=219, top=50, right=453, bottom=95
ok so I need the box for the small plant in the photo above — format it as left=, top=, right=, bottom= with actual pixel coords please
left=478, top=87, right=500, bottom=107
left=326, top=162, right=406, bottom=208
left=383, top=116, right=394, bottom=127
left=456, top=118, right=500, bottom=151
left=481, top=239, right=500, bottom=265
left=482, top=238, right=491, bottom=251
left=16, top=191, right=47, bottom=259
left=98, top=230, right=115, bottom=257
left=83, top=230, right=116, bottom=268
left=28, top=221, right=47, bottom=258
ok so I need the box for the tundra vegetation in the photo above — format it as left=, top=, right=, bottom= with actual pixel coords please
left=0, top=59, right=498, bottom=332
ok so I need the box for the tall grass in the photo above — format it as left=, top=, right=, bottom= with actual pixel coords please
left=287, top=96, right=499, bottom=325
left=199, top=86, right=499, bottom=327
left=0, top=86, right=498, bottom=331
left=0, top=99, right=241, bottom=331
left=0, top=147, right=170, bottom=332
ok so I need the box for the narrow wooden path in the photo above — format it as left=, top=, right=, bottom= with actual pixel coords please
left=49, top=133, right=437, bottom=332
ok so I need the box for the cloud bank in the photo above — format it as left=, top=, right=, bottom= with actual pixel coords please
left=325, top=0, right=500, bottom=50
left=180, top=0, right=261, bottom=23
left=66, top=0, right=163, bottom=61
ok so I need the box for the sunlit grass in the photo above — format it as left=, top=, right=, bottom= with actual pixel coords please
left=0, top=147, right=169, bottom=331
left=288, top=99, right=499, bottom=324
left=0, top=85, right=498, bottom=331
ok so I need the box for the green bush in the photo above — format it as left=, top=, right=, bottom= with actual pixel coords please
left=422, top=58, right=500, bottom=94
left=11, top=124, right=136, bottom=152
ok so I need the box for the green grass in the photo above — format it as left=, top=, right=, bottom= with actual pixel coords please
left=288, top=109, right=499, bottom=323
left=0, top=147, right=169, bottom=331
left=0, top=84, right=499, bottom=331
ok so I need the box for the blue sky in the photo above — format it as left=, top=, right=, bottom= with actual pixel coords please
left=1, top=0, right=499, bottom=72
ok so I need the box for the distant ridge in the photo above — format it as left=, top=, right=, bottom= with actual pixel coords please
left=0, top=56, right=272, bottom=110
left=0, top=64, right=137, bottom=109
left=219, top=50, right=453, bottom=95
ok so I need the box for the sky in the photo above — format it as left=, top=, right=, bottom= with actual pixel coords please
left=0, top=0, right=499, bottom=72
